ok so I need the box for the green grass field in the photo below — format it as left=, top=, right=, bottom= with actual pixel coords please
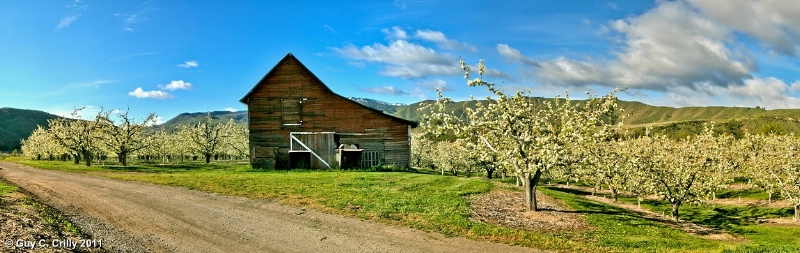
left=0, top=180, right=18, bottom=197
left=6, top=157, right=800, bottom=252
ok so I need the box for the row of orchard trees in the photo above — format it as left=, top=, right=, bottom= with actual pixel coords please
left=416, top=60, right=800, bottom=222
left=21, top=108, right=248, bottom=166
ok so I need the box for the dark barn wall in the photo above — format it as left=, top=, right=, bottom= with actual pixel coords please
left=243, top=54, right=412, bottom=169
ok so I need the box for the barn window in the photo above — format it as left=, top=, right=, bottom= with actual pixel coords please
left=281, top=97, right=304, bottom=126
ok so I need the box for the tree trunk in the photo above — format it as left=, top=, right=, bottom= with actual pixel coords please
left=81, top=149, right=92, bottom=167
left=486, top=168, right=494, bottom=179
left=671, top=201, right=681, bottom=221
left=524, top=169, right=543, bottom=211
left=205, top=154, right=211, bottom=164
left=794, top=204, right=799, bottom=222
left=611, top=188, right=619, bottom=202
left=118, top=151, right=128, bottom=166
left=637, top=197, right=642, bottom=210
left=73, top=154, right=80, bottom=164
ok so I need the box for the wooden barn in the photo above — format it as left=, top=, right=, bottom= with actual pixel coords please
left=240, top=53, right=417, bottom=169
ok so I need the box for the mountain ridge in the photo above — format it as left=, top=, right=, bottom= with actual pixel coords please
left=4, top=97, right=800, bottom=152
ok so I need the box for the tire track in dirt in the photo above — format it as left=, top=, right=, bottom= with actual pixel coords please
left=0, top=162, right=541, bottom=253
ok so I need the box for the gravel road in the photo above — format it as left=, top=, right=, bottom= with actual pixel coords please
left=0, top=162, right=540, bottom=253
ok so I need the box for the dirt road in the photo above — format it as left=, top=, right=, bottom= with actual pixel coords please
left=0, top=162, right=539, bottom=253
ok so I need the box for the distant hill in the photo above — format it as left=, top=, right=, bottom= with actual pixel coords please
left=391, top=98, right=800, bottom=138
left=0, top=108, right=61, bottom=152
left=393, top=98, right=800, bottom=125
left=348, top=97, right=407, bottom=114
left=5, top=97, right=800, bottom=152
left=154, top=111, right=248, bottom=132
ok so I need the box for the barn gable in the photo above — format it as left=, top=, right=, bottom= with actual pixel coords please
left=240, top=53, right=415, bottom=169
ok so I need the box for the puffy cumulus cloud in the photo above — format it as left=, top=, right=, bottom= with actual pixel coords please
left=177, top=60, right=198, bottom=68
left=382, top=26, right=408, bottom=40
left=688, top=0, right=800, bottom=55
left=536, top=57, right=611, bottom=86
left=497, top=44, right=539, bottom=67
left=657, top=77, right=800, bottom=109
left=128, top=87, right=172, bottom=99
left=160, top=80, right=193, bottom=91
left=536, top=1, right=755, bottom=91
left=726, top=77, right=800, bottom=109
left=361, top=86, right=409, bottom=95
left=335, top=40, right=450, bottom=65
left=414, top=29, right=477, bottom=52
left=334, top=40, right=459, bottom=78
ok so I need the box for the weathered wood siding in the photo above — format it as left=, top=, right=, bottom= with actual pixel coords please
left=242, top=54, right=413, bottom=169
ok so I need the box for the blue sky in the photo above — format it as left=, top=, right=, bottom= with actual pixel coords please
left=3, top=1, right=800, bottom=124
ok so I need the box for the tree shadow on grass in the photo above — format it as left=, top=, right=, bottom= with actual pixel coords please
left=104, top=163, right=205, bottom=173
left=544, top=186, right=702, bottom=226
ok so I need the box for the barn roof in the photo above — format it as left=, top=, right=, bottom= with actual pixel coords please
left=240, top=53, right=418, bottom=127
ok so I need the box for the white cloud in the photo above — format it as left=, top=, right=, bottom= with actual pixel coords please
left=323, top=24, right=337, bottom=34
left=56, top=14, right=80, bottom=30
left=536, top=1, right=754, bottom=91
left=361, top=86, right=409, bottom=95
left=128, top=87, right=172, bottom=99
left=414, top=29, right=477, bottom=52
left=334, top=40, right=459, bottom=78
left=725, top=77, right=800, bottom=109
left=223, top=107, right=238, bottom=112
left=177, top=60, right=198, bottom=68
left=418, top=79, right=448, bottom=91
left=381, top=64, right=460, bottom=78
left=382, top=26, right=408, bottom=40
left=335, top=40, right=450, bottom=65
left=497, top=44, right=539, bottom=67
left=147, top=116, right=164, bottom=126
left=124, top=27, right=135, bottom=32
left=160, top=80, right=193, bottom=91
left=688, top=0, right=800, bottom=55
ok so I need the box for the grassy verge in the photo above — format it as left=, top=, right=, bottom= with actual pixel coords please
left=543, top=187, right=733, bottom=252
left=625, top=197, right=800, bottom=252
left=0, top=178, right=84, bottom=240
left=0, top=180, right=17, bottom=197
left=7, top=157, right=800, bottom=252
